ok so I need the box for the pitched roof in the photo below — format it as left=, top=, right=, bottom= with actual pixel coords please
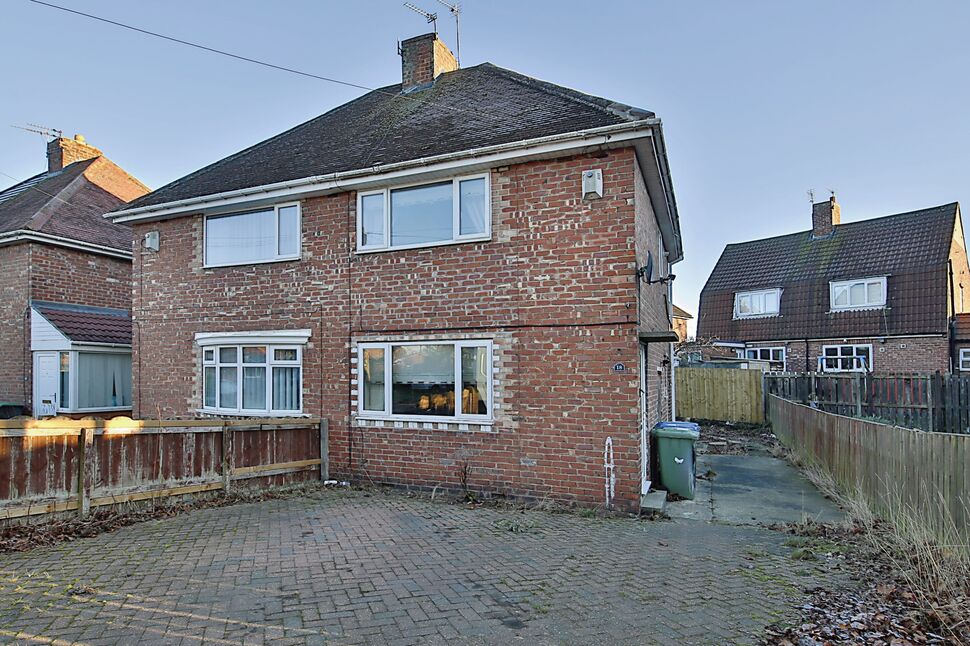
left=672, top=304, right=693, bottom=319
left=33, top=302, right=132, bottom=345
left=0, top=156, right=146, bottom=251
left=703, top=203, right=958, bottom=293
left=125, top=63, right=653, bottom=210
left=698, top=203, right=961, bottom=342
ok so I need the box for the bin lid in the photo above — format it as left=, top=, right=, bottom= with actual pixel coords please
left=652, top=421, right=700, bottom=440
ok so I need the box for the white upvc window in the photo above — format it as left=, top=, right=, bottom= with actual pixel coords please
left=830, top=277, right=887, bottom=311
left=819, top=344, right=873, bottom=373
left=733, top=288, right=781, bottom=319
left=745, top=347, right=786, bottom=371
left=959, top=349, right=970, bottom=371
left=56, top=350, right=133, bottom=412
left=196, top=330, right=310, bottom=415
left=356, top=174, right=490, bottom=252
left=204, top=202, right=301, bottom=267
left=357, top=340, right=493, bottom=422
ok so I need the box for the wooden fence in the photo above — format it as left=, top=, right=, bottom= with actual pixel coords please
left=768, top=395, right=969, bottom=543
left=676, top=367, right=764, bottom=424
left=765, top=372, right=970, bottom=434
left=0, top=416, right=328, bottom=522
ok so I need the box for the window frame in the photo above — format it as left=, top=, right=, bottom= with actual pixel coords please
left=829, top=276, right=887, bottom=312
left=201, top=343, right=303, bottom=415
left=744, top=346, right=786, bottom=371
left=203, top=202, right=302, bottom=268
left=356, top=339, right=494, bottom=423
left=733, top=288, right=782, bottom=319
left=355, top=173, right=491, bottom=253
left=819, top=344, right=873, bottom=373
left=959, top=349, right=970, bottom=372
left=56, top=349, right=133, bottom=413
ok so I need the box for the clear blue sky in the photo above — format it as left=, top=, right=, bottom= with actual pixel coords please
left=3, top=1, right=969, bottom=336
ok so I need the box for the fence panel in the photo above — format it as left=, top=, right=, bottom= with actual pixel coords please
left=768, top=395, right=969, bottom=544
left=676, top=367, right=764, bottom=424
left=0, top=417, right=327, bottom=522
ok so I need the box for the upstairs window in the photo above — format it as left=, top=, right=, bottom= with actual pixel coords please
left=733, top=289, right=781, bottom=319
left=357, top=174, right=489, bottom=252
left=204, top=203, right=300, bottom=267
left=830, top=277, right=886, bottom=311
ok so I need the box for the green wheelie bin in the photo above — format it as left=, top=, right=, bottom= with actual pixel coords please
left=652, top=422, right=700, bottom=500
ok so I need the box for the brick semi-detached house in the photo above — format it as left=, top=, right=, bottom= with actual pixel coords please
left=107, top=34, right=684, bottom=512
left=0, top=136, right=148, bottom=417
left=698, top=197, right=969, bottom=373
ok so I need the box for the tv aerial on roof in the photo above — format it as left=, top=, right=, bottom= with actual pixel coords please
left=11, top=123, right=63, bottom=139
left=403, top=3, right=438, bottom=33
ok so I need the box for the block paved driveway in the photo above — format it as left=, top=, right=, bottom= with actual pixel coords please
left=0, top=490, right=834, bottom=645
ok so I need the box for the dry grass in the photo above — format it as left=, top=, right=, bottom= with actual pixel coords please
left=800, top=462, right=970, bottom=642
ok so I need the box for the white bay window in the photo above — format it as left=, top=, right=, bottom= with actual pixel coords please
left=196, top=330, right=309, bottom=415
left=357, top=174, right=489, bottom=252
left=204, top=203, right=300, bottom=267
left=358, top=340, right=492, bottom=421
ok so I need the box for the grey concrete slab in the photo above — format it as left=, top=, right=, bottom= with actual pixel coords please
left=666, top=453, right=844, bottom=526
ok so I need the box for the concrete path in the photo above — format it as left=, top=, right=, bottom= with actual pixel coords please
left=666, top=453, right=844, bottom=526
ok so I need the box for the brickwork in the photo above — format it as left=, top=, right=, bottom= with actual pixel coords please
left=131, top=148, right=670, bottom=510
left=0, top=245, right=30, bottom=407
left=400, top=33, right=457, bottom=91
left=745, top=336, right=950, bottom=373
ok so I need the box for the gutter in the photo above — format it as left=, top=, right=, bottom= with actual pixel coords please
left=107, top=120, right=661, bottom=223
left=0, top=230, right=131, bottom=260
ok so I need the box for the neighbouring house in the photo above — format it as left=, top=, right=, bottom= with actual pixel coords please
left=106, top=33, right=683, bottom=512
left=0, top=135, right=148, bottom=417
left=672, top=304, right=692, bottom=342
left=698, top=197, right=969, bottom=373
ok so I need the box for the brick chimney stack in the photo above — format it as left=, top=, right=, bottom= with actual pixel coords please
left=400, top=33, right=458, bottom=92
left=811, top=195, right=841, bottom=239
left=47, top=134, right=102, bottom=172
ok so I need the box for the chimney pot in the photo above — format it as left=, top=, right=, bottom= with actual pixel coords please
left=400, top=33, right=458, bottom=92
left=46, top=135, right=101, bottom=173
left=811, top=195, right=841, bottom=239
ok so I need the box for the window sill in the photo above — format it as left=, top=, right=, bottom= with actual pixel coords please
left=354, top=415, right=495, bottom=433
left=59, top=406, right=132, bottom=413
left=356, top=235, right=491, bottom=255
left=196, top=409, right=309, bottom=418
left=828, top=306, right=888, bottom=313
left=733, top=314, right=781, bottom=320
left=203, top=255, right=301, bottom=270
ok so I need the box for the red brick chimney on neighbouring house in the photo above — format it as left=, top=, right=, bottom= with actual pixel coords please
left=400, top=33, right=458, bottom=92
left=47, top=134, right=102, bottom=172
left=811, top=195, right=841, bottom=239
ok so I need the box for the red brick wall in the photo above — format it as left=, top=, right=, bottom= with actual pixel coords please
left=29, top=244, right=131, bottom=310
left=0, top=245, right=30, bottom=407
left=132, top=148, right=671, bottom=510
left=746, top=336, right=949, bottom=374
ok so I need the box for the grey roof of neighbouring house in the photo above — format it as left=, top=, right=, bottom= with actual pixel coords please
left=33, top=301, right=132, bottom=345
left=123, top=63, right=654, bottom=210
left=0, top=157, right=140, bottom=251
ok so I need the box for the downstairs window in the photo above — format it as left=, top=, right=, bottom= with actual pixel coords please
left=819, top=344, right=872, bottom=373
left=358, top=340, right=492, bottom=421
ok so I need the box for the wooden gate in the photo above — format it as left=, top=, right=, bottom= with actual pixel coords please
left=675, top=367, right=764, bottom=424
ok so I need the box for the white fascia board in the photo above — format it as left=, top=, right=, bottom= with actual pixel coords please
left=108, top=121, right=660, bottom=224
left=0, top=230, right=131, bottom=260
left=195, top=329, right=313, bottom=347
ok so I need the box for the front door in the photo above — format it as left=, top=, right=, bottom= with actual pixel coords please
left=639, top=342, right=651, bottom=493
left=33, top=352, right=59, bottom=417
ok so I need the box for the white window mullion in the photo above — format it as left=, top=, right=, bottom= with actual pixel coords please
left=384, top=189, right=391, bottom=250
left=453, top=342, right=462, bottom=417
left=452, top=180, right=461, bottom=240
left=384, top=344, right=392, bottom=416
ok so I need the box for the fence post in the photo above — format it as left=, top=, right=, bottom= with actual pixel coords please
left=221, top=422, right=233, bottom=492
left=319, top=419, right=329, bottom=481
left=77, top=426, right=95, bottom=517
left=927, top=374, right=935, bottom=433
left=809, top=371, right=816, bottom=404
left=854, top=373, right=863, bottom=417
